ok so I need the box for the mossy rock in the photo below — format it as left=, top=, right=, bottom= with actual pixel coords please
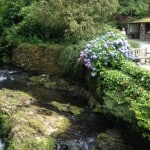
left=29, top=75, right=70, bottom=91
left=50, top=101, right=84, bottom=115
left=0, top=89, right=71, bottom=150
left=94, top=129, right=134, bottom=150
left=8, top=137, right=55, bottom=150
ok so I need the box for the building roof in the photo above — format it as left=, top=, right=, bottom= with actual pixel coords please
left=130, top=17, right=150, bottom=23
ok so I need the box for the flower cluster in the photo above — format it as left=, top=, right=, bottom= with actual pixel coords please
left=78, top=32, right=134, bottom=77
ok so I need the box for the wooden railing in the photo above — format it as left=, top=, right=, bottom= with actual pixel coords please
left=132, top=48, right=150, bottom=64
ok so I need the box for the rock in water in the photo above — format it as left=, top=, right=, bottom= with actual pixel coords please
left=94, top=129, right=134, bottom=150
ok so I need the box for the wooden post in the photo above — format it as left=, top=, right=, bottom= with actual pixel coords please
left=140, top=23, right=145, bottom=40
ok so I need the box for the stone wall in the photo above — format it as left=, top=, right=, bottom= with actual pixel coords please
left=12, top=43, right=64, bottom=75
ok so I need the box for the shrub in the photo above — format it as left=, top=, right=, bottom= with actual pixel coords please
left=97, top=69, right=150, bottom=139
left=0, top=113, right=11, bottom=137
left=128, top=39, right=140, bottom=48
left=130, top=99, right=150, bottom=139
left=120, top=60, right=150, bottom=90
left=59, top=41, right=87, bottom=81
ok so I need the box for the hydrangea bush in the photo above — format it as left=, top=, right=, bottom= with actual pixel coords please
left=78, top=32, right=134, bottom=77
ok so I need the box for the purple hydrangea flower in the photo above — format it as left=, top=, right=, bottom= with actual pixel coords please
left=85, top=62, right=91, bottom=68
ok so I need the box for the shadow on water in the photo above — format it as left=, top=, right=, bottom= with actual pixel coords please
left=0, top=65, right=149, bottom=150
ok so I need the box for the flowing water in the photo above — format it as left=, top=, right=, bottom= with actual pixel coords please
left=0, top=65, right=149, bottom=150
left=56, top=137, right=95, bottom=150
left=0, top=139, right=4, bottom=150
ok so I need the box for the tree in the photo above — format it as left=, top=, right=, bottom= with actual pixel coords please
left=6, top=0, right=119, bottom=42
left=118, top=0, right=150, bottom=17
left=0, top=0, right=35, bottom=32
left=0, top=0, right=36, bottom=62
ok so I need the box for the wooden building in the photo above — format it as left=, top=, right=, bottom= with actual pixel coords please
left=128, top=17, right=150, bottom=40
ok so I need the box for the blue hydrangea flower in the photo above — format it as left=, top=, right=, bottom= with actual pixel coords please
left=104, top=62, right=108, bottom=66
left=103, top=44, right=108, bottom=49
left=92, top=55, right=97, bottom=59
left=91, top=72, right=96, bottom=77
left=86, top=44, right=92, bottom=48
left=92, top=67, right=96, bottom=71
left=109, top=52, right=115, bottom=56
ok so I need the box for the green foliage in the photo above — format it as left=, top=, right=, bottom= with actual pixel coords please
left=59, top=41, right=87, bottom=81
left=0, top=0, right=36, bottom=63
left=118, top=0, right=150, bottom=17
left=8, top=137, right=55, bottom=150
left=102, top=92, right=135, bottom=123
left=0, top=113, right=11, bottom=137
left=0, top=0, right=35, bottom=27
left=11, top=0, right=118, bottom=42
left=130, top=99, right=150, bottom=139
left=96, top=69, right=150, bottom=139
left=128, top=40, right=140, bottom=48
left=120, top=60, right=150, bottom=90
left=99, top=69, right=131, bottom=91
